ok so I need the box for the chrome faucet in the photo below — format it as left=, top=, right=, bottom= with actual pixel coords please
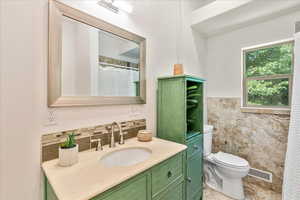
left=110, top=122, right=128, bottom=147
left=110, top=122, right=118, bottom=148
left=119, top=130, right=128, bottom=145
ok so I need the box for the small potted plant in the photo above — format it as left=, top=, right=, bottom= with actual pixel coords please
left=58, top=133, right=78, bottom=167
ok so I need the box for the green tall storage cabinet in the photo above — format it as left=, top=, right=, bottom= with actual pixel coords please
left=157, top=75, right=205, bottom=200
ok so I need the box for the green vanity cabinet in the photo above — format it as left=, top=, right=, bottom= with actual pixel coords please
left=157, top=75, right=205, bottom=200
left=45, top=151, right=185, bottom=200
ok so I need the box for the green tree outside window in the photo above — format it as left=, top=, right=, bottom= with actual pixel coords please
left=244, top=41, right=294, bottom=107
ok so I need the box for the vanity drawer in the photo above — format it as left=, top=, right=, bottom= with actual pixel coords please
left=187, top=135, right=202, bottom=158
left=152, top=181, right=184, bottom=200
left=151, top=153, right=184, bottom=197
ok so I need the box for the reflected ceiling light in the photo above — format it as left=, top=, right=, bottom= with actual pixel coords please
left=113, top=1, right=133, bottom=13
left=98, top=0, right=133, bottom=13
left=98, top=0, right=119, bottom=13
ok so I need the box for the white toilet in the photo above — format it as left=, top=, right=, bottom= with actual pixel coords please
left=203, top=125, right=250, bottom=200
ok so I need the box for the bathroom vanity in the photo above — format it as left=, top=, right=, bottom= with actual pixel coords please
left=43, top=138, right=186, bottom=200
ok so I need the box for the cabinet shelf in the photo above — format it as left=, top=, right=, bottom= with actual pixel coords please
left=186, top=79, right=203, bottom=134
left=186, top=131, right=201, bottom=140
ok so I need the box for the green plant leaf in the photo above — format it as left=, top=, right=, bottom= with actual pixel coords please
left=187, top=104, right=197, bottom=109
left=187, top=93, right=201, bottom=98
left=187, top=85, right=198, bottom=90
left=60, top=133, right=76, bottom=149
left=187, top=89, right=198, bottom=95
left=187, top=99, right=198, bottom=104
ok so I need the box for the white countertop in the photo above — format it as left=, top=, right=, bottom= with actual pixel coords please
left=42, top=137, right=187, bottom=200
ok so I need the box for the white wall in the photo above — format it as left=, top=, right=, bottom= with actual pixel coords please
left=0, top=0, right=4, bottom=198
left=0, top=1, right=43, bottom=199
left=205, top=10, right=300, bottom=98
left=0, top=0, right=205, bottom=199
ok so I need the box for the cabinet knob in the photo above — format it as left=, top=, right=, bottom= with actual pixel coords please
left=193, top=145, right=199, bottom=150
left=187, top=177, right=192, bottom=183
left=167, top=171, right=172, bottom=178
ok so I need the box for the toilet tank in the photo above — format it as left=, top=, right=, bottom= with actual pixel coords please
left=203, top=125, right=214, bottom=157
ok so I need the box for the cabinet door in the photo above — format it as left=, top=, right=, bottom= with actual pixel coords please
left=153, top=182, right=184, bottom=200
left=157, top=77, right=186, bottom=144
left=92, top=173, right=149, bottom=200
left=186, top=153, right=203, bottom=200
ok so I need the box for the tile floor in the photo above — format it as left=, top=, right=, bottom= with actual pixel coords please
left=203, top=184, right=282, bottom=200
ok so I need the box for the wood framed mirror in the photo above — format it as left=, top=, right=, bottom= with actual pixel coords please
left=48, top=0, right=146, bottom=107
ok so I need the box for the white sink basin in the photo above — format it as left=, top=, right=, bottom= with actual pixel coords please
left=100, top=147, right=152, bottom=167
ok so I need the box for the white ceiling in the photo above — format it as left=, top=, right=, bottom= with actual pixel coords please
left=191, top=0, right=300, bottom=37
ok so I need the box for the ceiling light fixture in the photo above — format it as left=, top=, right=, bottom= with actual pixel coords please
left=98, top=0, right=133, bottom=14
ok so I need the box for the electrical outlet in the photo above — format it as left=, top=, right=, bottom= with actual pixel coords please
left=44, top=109, right=57, bottom=126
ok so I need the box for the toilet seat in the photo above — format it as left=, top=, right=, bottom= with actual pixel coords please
left=212, top=152, right=249, bottom=169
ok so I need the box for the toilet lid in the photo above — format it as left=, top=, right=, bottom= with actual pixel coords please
left=213, top=152, right=249, bottom=168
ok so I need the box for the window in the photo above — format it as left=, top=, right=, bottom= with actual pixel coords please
left=242, top=40, right=294, bottom=110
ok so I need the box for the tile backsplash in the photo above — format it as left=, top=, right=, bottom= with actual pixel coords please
left=41, top=119, right=146, bottom=162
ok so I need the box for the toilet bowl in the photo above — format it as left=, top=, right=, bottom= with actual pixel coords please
left=203, top=125, right=250, bottom=200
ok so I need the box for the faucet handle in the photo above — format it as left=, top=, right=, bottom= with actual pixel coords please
left=119, top=131, right=128, bottom=145
left=121, top=131, right=128, bottom=136
left=90, top=138, right=102, bottom=151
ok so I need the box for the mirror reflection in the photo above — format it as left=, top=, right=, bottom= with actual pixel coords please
left=61, top=16, right=140, bottom=97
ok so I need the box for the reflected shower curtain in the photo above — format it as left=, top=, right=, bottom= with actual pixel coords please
left=283, top=30, right=300, bottom=200
left=98, top=66, right=139, bottom=96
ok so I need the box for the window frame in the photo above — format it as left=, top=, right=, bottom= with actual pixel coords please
left=241, top=38, right=294, bottom=112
